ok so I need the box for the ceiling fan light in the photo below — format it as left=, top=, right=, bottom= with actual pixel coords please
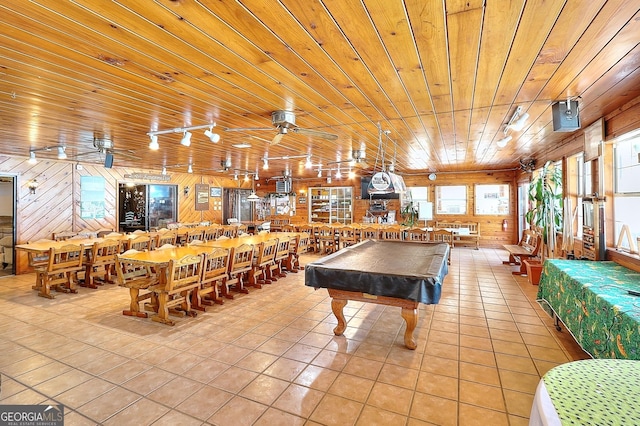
left=180, top=131, right=192, bottom=147
left=149, top=135, right=159, bottom=150
left=204, top=128, right=221, bottom=143
left=496, top=135, right=512, bottom=148
left=28, top=151, right=37, bottom=164
left=57, top=146, right=67, bottom=160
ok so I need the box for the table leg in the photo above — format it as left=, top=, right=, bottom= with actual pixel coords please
left=401, top=307, right=418, bottom=350
left=123, top=288, right=148, bottom=318
left=331, top=298, right=348, bottom=336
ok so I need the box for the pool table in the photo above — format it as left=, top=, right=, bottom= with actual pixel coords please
left=305, top=239, right=449, bottom=349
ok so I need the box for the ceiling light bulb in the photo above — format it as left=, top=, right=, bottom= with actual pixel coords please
left=254, top=171, right=259, bottom=180
left=28, top=151, right=37, bottom=165
left=187, top=164, right=193, bottom=173
left=149, top=135, right=159, bottom=150
left=263, top=158, right=269, bottom=170
left=180, top=131, right=192, bottom=147
left=204, top=128, right=220, bottom=143
left=161, top=166, right=167, bottom=175
left=57, top=146, right=67, bottom=160
left=336, top=169, right=342, bottom=179
left=317, top=169, right=322, bottom=178
left=496, top=135, right=512, bottom=148
left=244, top=173, right=249, bottom=181
left=305, top=156, right=312, bottom=168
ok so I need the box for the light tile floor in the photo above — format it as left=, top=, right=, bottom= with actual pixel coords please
left=0, top=248, right=587, bottom=425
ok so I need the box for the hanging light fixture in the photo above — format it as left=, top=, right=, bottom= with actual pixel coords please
left=149, top=135, right=159, bottom=150
left=57, top=146, right=67, bottom=160
left=180, top=131, right=192, bottom=147
left=247, top=177, right=260, bottom=202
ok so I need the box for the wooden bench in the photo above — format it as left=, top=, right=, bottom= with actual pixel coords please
left=502, top=229, right=542, bottom=275
left=435, top=221, right=480, bottom=249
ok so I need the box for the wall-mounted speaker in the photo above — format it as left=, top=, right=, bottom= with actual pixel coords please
left=104, top=153, right=114, bottom=168
left=552, top=100, right=580, bottom=132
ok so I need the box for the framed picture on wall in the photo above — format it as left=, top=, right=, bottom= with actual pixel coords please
left=584, top=117, right=604, bottom=162
left=210, top=187, right=222, bottom=197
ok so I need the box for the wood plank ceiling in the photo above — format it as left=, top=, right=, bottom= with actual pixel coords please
left=0, top=1, right=639, bottom=179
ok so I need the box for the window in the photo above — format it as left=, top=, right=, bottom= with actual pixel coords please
left=566, top=153, right=584, bottom=238
left=475, top=184, right=509, bottom=215
left=436, top=185, right=466, bottom=214
left=614, top=130, right=640, bottom=250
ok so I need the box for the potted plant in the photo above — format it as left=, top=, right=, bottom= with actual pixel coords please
left=525, top=160, right=563, bottom=258
left=401, top=201, right=418, bottom=227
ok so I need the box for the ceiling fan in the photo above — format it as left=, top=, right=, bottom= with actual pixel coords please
left=74, top=135, right=139, bottom=160
left=224, top=110, right=339, bottom=145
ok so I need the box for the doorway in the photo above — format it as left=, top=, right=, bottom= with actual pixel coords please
left=0, top=176, right=16, bottom=276
left=223, top=188, right=254, bottom=224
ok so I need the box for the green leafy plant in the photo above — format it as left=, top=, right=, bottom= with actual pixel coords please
left=401, top=201, right=418, bottom=227
left=525, top=161, right=563, bottom=248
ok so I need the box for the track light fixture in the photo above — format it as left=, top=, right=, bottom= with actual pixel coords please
left=57, top=146, right=67, bottom=160
left=180, top=131, right=192, bottom=147
left=204, top=126, right=221, bottom=143
left=161, top=166, right=167, bottom=175
left=262, top=157, right=269, bottom=170
left=187, top=164, right=193, bottom=173
left=497, top=106, right=529, bottom=148
left=147, top=123, right=220, bottom=148
left=305, top=155, right=313, bottom=169
left=149, top=135, right=159, bottom=150
left=28, top=151, right=37, bottom=165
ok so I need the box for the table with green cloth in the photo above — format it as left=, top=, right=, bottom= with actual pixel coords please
left=529, top=359, right=640, bottom=425
left=537, top=259, right=640, bottom=360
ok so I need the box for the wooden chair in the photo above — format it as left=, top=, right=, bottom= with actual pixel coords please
left=225, top=244, right=254, bottom=296
left=115, top=250, right=158, bottom=318
left=236, top=224, right=249, bottom=235
left=431, top=229, right=453, bottom=265
left=194, top=248, right=230, bottom=310
left=53, top=231, right=78, bottom=241
left=317, top=225, right=337, bottom=254
left=406, top=227, right=429, bottom=242
left=185, top=229, right=204, bottom=244
left=297, top=224, right=317, bottom=252
left=271, top=237, right=292, bottom=278
left=250, top=238, right=278, bottom=288
left=34, top=244, right=84, bottom=299
left=338, top=226, right=358, bottom=250
left=202, top=226, right=222, bottom=242
left=155, top=231, right=177, bottom=249
left=221, top=225, right=237, bottom=239
left=381, top=225, right=403, bottom=241
left=173, top=228, right=189, bottom=246
left=126, top=235, right=152, bottom=252
left=83, top=239, right=121, bottom=288
left=150, top=253, right=204, bottom=325
left=360, top=227, right=381, bottom=241
left=284, top=234, right=309, bottom=273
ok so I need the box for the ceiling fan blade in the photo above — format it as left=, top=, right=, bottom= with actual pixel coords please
left=271, top=133, right=285, bottom=145
left=292, top=128, right=338, bottom=140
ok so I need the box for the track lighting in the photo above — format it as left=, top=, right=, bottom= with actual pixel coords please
left=180, top=131, right=192, bottom=147
left=244, top=172, right=249, bottom=181
left=28, top=151, right=37, bottom=165
left=254, top=170, right=259, bottom=180
left=234, top=171, right=238, bottom=180
left=305, top=155, right=312, bottom=169
left=509, top=112, right=530, bottom=131
left=263, top=158, right=269, bottom=170
left=161, top=166, right=167, bottom=175
left=204, top=126, right=221, bottom=143
left=149, top=135, right=159, bottom=150
left=57, top=146, right=67, bottom=160
left=497, top=106, right=529, bottom=148
left=317, top=169, right=322, bottom=178
left=187, top=164, right=193, bottom=173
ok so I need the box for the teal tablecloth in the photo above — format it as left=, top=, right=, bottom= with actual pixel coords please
left=537, top=259, right=640, bottom=360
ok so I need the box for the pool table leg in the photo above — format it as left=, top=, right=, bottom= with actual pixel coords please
left=401, top=307, right=418, bottom=350
left=331, top=298, right=348, bottom=336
